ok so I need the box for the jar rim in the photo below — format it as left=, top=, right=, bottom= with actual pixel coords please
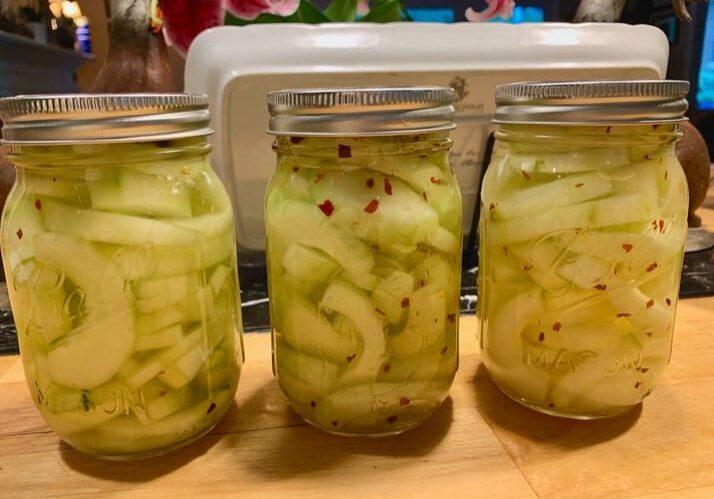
left=0, top=93, right=213, bottom=145
left=493, top=80, right=689, bottom=125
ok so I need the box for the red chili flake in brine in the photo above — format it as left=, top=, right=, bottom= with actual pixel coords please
left=523, top=262, right=533, bottom=271
left=159, top=390, right=167, bottom=397
left=366, top=178, right=374, bottom=188
left=384, top=178, right=393, bottom=195
left=51, top=177, right=56, bottom=182
left=666, top=298, right=672, bottom=306
left=605, top=126, right=612, bottom=133
left=291, top=166, right=300, bottom=173
left=594, top=284, right=607, bottom=291
left=652, top=124, right=659, bottom=130
left=646, top=262, right=658, bottom=273
left=331, top=421, right=339, bottom=427
left=310, top=400, right=317, bottom=408
left=387, top=415, right=398, bottom=424
left=440, top=346, right=448, bottom=355
left=318, top=199, right=335, bottom=217
left=34, top=199, right=42, bottom=210
left=338, top=144, right=352, bottom=158
left=640, top=367, right=649, bottom=373
left=430, top=176, right=442, bottom=184
left=664, top=170, right=669, bottom=180
left=617, top=313, right=632, bottom=318
left=634, top=381, right=642, bottom=389
left=538, top=332, right=545, bottom=342
left=364, top=199, right=379, bottom=213
left=399, top=397, right=411, bottom=406
left=206, top=402, right=216, bottom=414
left=346, top=353, right=356, bottom=362
left=645, top=332, right=653, bottom=338
left=552, top=322, right=561, bottom=332
left=401, top=297, right=410, bottom=308
left=15, top=228, right=22, bottom=240
left=422, top=192, right=428, bottom=201
left=290, top=136, right=304, bottom=144
left=658, top=219, right=665, bottom=233
left=382, top=363, right=391, bottom=373
left=622, top=243, right=634, bottom=253
left=489, top=202, right=496, bottom=211
left=520, top=170, right=531, bottom=180
left=314, top=172, right=325, bottom=183
left=575, top=183, right=584, bottom=188
left=646, top=299, right=655, bottom=309
left=447, top=313, right=456, bottom=323
left=644, top=154, right=653, bottom=160
left=502, top=246, right=509, bottom=256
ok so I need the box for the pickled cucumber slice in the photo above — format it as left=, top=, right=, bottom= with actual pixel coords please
left=3, top=197, right=44, bottom=269
left=390, top=283, right=447, bottom=358
left=275, top=341, right=340, bottom=398
left=372, top=270, right=414, bottom=325
left=34, top=232, right=133, bottom=389
left=282, top=244, right=339, bottom=285
left=319, top=280, right=386, bottom=383
left=133, top=272, right=201, bottom=314
left=135, top=325, right=183, bottom=351
left=483, top=290, right=543, bottom=368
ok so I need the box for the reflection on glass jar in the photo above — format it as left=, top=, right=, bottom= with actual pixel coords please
left=478, top=81, right=690, bottom=419
left=0, top=94, right=243, bottom=459
left=265, top=88, right=462, bottom=436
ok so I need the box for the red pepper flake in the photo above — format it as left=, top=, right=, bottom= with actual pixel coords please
left=651, top=220, right=659, bottom=231
left=645, top=332, right=653, bottom=338
left=664, top=170, right=668, bottom=180
left=634, top=381, right=642, bottom=389
left=401, top=297, right=410, bottom=308
left=291, top=166, right=300, bottom=173
left=418, top=154, right=428, bottom=159
left=346, top=353, right=356, bottom=362
left=447, top=313, right=456, bottom=323
left=652, top=124, right=659, bottom=130
left=375, top=308, right=385, bottom=315
left=440, top=346, right=448, bottom=355
left=310, top=400, right=317, bottom=408
left=605, top=126, right=612, bottom=133
left=417, top=280, right=425, bottom=288
left=331, top=421, right=339, bottom=427
left=364, top=199, right=379, bottom=213
left=520, top=170, right=531, bottom=180
left=422, top=192, right=428, bottom=201
left=646, top=299, right=655, bottom=309
left=51, top=177, right=56, bottom=182
left=15, top=228, right=22, bottom=240
left=622, top=243, right=634, bottom=253
left=617, top=313, right=632, bottom=318
left=399, top=397, right=411, bottom=406
left=594, top=284, right=607, bottom=291
left=206, top=402, right=216, bottom=414
left=666, top=298, right=672, bottom=306
left=159, top=390, right=167, bottom=397
left=318, top=199, right=335, bottom=217
left=552, top=322, right=562, bottom=332
left=34, top=199, right=42, bottom=210
left=382, top=363, right=391, bottom=373
left=575, top=183, right=584, bottom=188
left=366, top=178, right=374, bottom=188
left=387, top=415, right=398, bottom=424
left=429, top=176, right=442, bottom=184
left=338, top=144, right=352, bottom=158
left=314, top=172, right=325, bottom=183
left=384, top=178, right=393, bottom=195
left=502, top=246, right=509, bottom=256
left=158, top=370, right=165, bottom=375
left=646, top=262, right=658, bottom=273
left=290, top=136, right=304, bottom=144
left=538, top=332, right=545, bottom=342
left=640, top=367, right=649, bottom=373
left=523, top=263, right=533, bottom=271
left=489, top=202, right=496, bottom=211
left=644, top=154, right=653, bottom=160
left=658, top=219, right=665, bottom=233
left=548, top=402, right=555, bottom=408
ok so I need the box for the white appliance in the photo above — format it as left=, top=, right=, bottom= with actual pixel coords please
left=185, top=22, right=669, bottom=252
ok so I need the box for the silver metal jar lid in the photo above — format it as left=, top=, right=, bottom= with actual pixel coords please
left=0, top=93, right=212, bottom=145
left=267, top=87, right=457, bottom=136
left=494, top=80, right=690, bottom=125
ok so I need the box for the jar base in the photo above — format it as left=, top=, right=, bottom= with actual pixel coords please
left=497, top=385, right=639, bottom=420
left=302, top=416, right=420, bottom=438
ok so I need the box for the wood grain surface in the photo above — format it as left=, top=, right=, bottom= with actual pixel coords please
left=1, top=188, right=713, bottom=499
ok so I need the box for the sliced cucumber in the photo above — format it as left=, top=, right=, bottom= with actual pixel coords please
left=390, top=283, right=447, bottom=358
left=2, top=197, right=45, bottom=269
left=133, top=272, right=201, bottom=314
left=340, top=269, right=379, bottom=292
left=275, top=341, right=340, bottom=397
left=424, top=227, right=460, bottom=254
left=135, top=324, right=183, bottom=351
left=319, top=280, right=386, bottom=384
left=88, top=170, right=192, bottom=218
left=282, top=244, right=339, bottom=285
left=145, top=386, right=193, bottom=421
left=372, top=270, right=414, bottom=325
left=34, top=232, right=133, bottom=389
left=41, top=198, right=200, bottom=247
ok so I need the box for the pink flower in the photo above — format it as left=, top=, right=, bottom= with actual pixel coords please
left=161, top=0, right=224, bottom=56
left=465, top=0, right=516, bottom=22
left=224, top=0, right=300, bottom=20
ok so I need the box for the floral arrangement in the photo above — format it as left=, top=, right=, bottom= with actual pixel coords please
left=160, top=0, right=515, bottom=56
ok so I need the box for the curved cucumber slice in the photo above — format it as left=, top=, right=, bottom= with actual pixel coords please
left=35, top=232, right=133, bottom=389
left=319, top=280, right=386, bottom=383
left=41, top=198, right=200, bottom=247
left=372, top=270, right=414, bottom=325
left=133, top=272, right=201, bottom=314
left=276, top=341, right=339, bottom=396
left=282, top=244, right=339, bottom=285
left=390, top=283, right=447, bottom=358
left=424, top=227, right=460, bottom=254
left=135, top=324, right=183, bottom=351
left=88, top=170, right=192, bottom=218
left=268, top=200, right=374, bottom=275
left=274, top=294, right=358, bottom=365
left=2, top=197, right=44, bottom=269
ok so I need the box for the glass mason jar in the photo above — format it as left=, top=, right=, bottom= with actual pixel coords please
left=265, top=87, right=462, bottom=435
left=0, top=94, right=243, bottom=458
left=478, top=80, right=690, bottom=418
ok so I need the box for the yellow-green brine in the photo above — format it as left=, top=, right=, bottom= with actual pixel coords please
left=0, top=94, right=242, bottom=458
left=478, top=80, right=690, bottom=418
left=265, top=87, right=462, bottom=435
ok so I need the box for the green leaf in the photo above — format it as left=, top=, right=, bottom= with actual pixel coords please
left=325, top=0, right=360, bottom=22
left=224, top=1, right=330, bottom=25
left=359, top=0, right=403, bottom=23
